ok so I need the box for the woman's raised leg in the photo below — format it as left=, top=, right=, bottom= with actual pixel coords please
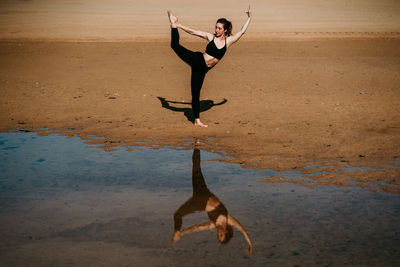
left=168, top=11, right=208, bottom=127
left=168, top=12, right=195, bottom=66
left=167, top=11, right=178, bottom=28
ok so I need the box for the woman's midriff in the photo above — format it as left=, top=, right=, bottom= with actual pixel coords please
left=203, top=53, right=219, bottom=68
left=205, top=195, right=221, bottom=212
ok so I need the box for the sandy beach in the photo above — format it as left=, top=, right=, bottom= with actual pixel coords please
left=0, top=0, right=399, bottom=192
left=1, top=1, right=400, bottom=266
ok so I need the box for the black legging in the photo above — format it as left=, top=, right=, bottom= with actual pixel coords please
left=170, top=28, right=211, bottom=119
left=174, top=149, right=227, bottom=230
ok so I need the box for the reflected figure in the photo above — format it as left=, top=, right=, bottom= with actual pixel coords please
left=157, top=97, right=227, bottom=123
left=172, top=148, right=252, bottom=256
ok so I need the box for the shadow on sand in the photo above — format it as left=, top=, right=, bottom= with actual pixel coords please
left=157, top=97, right=227, bottom=123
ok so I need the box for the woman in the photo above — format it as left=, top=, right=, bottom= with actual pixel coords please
left=172, top=148, right=252, bottom=256
left=167, top=7, right=251, bottom=127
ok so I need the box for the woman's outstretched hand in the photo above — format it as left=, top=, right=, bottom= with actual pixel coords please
left=245, top=5, right=251, bottom=18
left=172, top=230, right=181, bottom=244
left=248, top=244, right=253, bottom=257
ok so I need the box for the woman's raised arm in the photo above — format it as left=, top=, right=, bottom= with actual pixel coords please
left=178, top=23, right=214, bottom=41
left=168, top=11, right=213, bottom=41
left=228, top=214, right=253, bottom=256
left=182, top=221, right=215, bottom=235
left=227, top=6, right=251, bottom=47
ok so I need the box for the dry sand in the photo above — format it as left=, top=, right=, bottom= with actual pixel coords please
left=1, top=0, right=400, bottom=41
left=0, top=0, right=400, bottom=193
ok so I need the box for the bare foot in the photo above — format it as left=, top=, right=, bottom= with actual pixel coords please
left=167, top=11, right=178, bottom=28
left=194, top=119, right=208, bottom=127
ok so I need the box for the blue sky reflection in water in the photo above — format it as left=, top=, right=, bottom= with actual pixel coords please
left=0, top=132, right=399, bottom=266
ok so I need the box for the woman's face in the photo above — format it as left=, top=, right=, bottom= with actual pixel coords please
left=217, top=226, right=227, bottom=242
left=215, top=23, right=226, bottom=37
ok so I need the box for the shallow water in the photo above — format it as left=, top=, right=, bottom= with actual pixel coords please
left=0, top=132, right=399, bottom=266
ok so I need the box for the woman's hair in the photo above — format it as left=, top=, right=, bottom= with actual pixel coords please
left=216, top=18, right=232, bottom=36
left=219, top=225, right=234, bottom=244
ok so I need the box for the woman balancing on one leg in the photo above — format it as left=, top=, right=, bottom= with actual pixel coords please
left=167, top=7, right=251, bottom=127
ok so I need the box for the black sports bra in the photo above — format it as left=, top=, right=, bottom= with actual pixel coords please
left=207, top=203, right=228, bottom=223
left=205, top=37, right=227, bottom=60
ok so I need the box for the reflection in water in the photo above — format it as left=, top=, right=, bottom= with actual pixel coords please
left=172, top=148, right=252, bottom=256
left=1, top=132, right=400, bottom=266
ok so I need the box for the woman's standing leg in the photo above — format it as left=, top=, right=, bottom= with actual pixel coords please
left=192, top=148, right=211, bottom=195
left=191, top=70, right=206, bottom=121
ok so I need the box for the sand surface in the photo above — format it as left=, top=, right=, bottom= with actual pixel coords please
left=0, top=0, right=400, bottom=192
left=1, top=40, right=399, bottom=193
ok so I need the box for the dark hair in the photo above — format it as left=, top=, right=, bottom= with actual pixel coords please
left=216, top=18, right=232, bottom=36
left=219, top=225, right=234, bottom=244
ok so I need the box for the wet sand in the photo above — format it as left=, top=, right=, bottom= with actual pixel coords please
left=0, top=133, right=399, bottom=266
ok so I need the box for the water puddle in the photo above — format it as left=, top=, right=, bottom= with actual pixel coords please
left=0, top=132, right=399, bottom=266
